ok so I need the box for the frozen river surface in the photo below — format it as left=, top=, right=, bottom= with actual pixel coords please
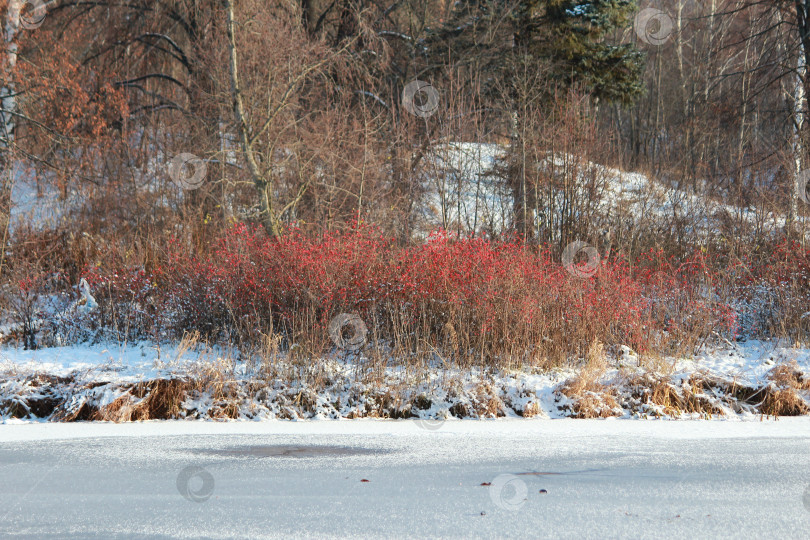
left=1, top=419, right=809, bottom=539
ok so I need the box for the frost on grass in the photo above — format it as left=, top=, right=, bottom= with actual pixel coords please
left=2, top=339, right=810, bottom=422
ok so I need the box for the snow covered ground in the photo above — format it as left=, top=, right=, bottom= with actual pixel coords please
left=4, top=339, right=805, bottom=391
left=1, top=339, right=809, bottom=422
left=1, top=419, right=809, bottom=538
left=417, top=144, right=793, bottom=238
left=684, top=340, right=810, bottom=386
left=0, top=341, right=197, bottom=383
left=15, top=141, right=789, bottom=240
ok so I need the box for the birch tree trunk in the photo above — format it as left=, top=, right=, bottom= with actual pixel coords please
left=787, top=1, right=809, bottom=231
left=0, top=1, right=21, bottom=274
left=1, top=1, right=20, bottom=153
left=675, top=1, right=689, bottom=183
left=787, top=48, right=806, bottom=229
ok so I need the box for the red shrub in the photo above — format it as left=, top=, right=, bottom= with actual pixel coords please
left=84, top=225, right=807, bottom=365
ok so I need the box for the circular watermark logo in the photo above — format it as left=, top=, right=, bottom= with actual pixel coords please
left=168, top=153, right=207, bottom=190
left=634, top=7, right=674, bottom=46
left=489, top=474, right=528, bottom=512
left=413, top=417, right=445, bottom=431
left=176, top=465, right=215, bottom=503
left=327, top=313, right=368, bottom=351
left=402, top=80, right=440, bottom=119
left=20, top=0, right=47, bottom=30
left=562, top=241, right=600, bottom=279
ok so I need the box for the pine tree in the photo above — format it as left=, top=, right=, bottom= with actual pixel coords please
left=431, top=0, right=645, bottom=106
left=533, top=0, right=644, bottom=104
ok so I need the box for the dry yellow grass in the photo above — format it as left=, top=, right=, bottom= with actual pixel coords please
left=557, top=340, right=621, bottom=418
left=624, top=373, right=722, bottom=417
left=767, top=361, right=810, bottom=390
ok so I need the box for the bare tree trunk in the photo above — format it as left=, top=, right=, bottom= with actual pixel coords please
left=787, top=47, right=806, bottom=229
left=787, top=2, right=809, bottom=231
left=737, top=13, right=753, bottom=205
left=697, top=0, right=718, bottom=175
left=675, top=1, right=690, bottom=184
left=1, top=1, right=19, bottom=150
left=0, top=1, right=21, bottom=274
left=509, top=108, right=534, bottom=242
left=223, top=0, right=280, bottom=239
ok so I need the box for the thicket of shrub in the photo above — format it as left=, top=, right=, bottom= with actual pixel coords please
left=16, top=224, right=810, bottom=369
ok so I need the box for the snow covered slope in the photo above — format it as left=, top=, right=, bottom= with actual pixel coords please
left=2, top=339, right=809, bottom=422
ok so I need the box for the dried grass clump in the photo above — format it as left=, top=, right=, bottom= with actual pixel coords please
left=94, top=379, right=190, bottom=421
left=558, top=341, right=621, bottom=418
left=134, top=379, right=189, bottom=419
left=753, top=361, right=810, bottom=416
left=691, top=373, right=810, bottom=417
left=51, top=394, right=99, bottom=422
left=472, top=382, right=506, bottom=418
left=0, top=374, right=68, bottom=419
left=563, top=390, right=621, bottom=419
left=339, top=386, right=413, bottom=419
left=767, top=361, right=810, bottom=390
left=759, top=387, right=809, bottom=416
left=625, top=373, right=722, bottom=417
left=95, top=393, right=142, bottom=422
left=518, top=400, right=543, bottom=418
left=207, top=401, right=241, bottom=419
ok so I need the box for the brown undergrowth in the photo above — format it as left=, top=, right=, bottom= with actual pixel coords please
left=622, top=373, right=723, bottom=418
left=556, top=341, right=621, bottom=418
left=619, top=362, right=810, bottom=418
left=2, top=354, right=809, bottom=421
